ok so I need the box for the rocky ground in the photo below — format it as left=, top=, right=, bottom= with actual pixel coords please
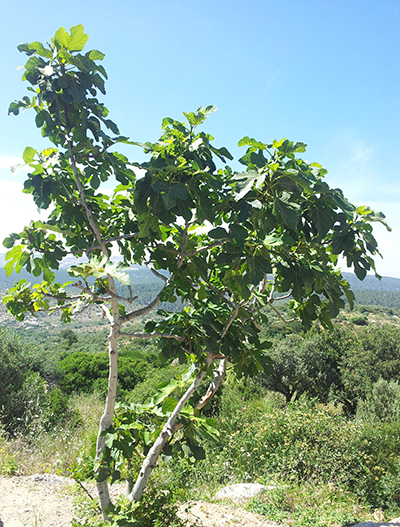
left=1, top=474, right=399, bottom=527
left=0, top=474, right=75, bottom=527
left=0, top=474, right=284, bottom=527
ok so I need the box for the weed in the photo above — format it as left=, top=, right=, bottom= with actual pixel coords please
left=247, top=482, right=375, bottom=527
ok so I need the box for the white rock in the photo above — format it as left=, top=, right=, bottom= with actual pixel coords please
left=213, top=483, right=273, bottom=502
left=352, top=521, right=400, bottom=526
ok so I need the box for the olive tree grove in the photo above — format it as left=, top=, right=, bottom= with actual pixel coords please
left=4, top=25, right=389, bottom=519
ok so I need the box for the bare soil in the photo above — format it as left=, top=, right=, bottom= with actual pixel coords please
left=0, top=474, right=284, bottom=527
left=0, top=474, right=75, bottom=527
left=2, top=475, right=397, bottom=527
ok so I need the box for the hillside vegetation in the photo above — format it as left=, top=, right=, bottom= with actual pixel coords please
left=1, top=282, right=400, bottom=526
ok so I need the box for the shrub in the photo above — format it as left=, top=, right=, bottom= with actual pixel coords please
left=44, top=387, right=80, bottom=429
left=188, top=396, right=400, bottom=511
left=356, top=379, right=400, bottom=422
left=0, top=327, right=57, bottom=435
left=59, top=328, right=78, bottom=347
left=350, top=315, right=368, bottom=326
left=0, top=328, right=33, bottom=429
left=340, top=325, right=400, bottom=409
left=59, top=352, right=149, bottom=396
left=247, top=482, right=373, bottom=527
left=261, top=330, right=344, bottom=403
left=73, top=484, right=192, bottom=527
left=108, top=486, right=191, bottom=527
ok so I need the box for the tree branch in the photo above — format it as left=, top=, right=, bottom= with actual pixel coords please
left=184, top=239, right=227, bottom=258
left=259, top=274, right=268, bottom=294
left=268, top=302, right=296, bottom=323
left=101, top=304, right=113, bottom=324
left=73, top=281, right=111, bottom=302
left=118, top=332, right=184, bottom=341
left=127, top=354, right=212, bottom=502
left=177, top=221, right=189, bottom=268
left=154, top=239, right=226, bottom=259
left=101, top=283, right=138, bottom=304
left=174, top=355, right=227, bottom=435
left=148, top=267, right=168, bottom=282
left=39, top=293, right=82, bottom=301
left=206, top=282, right=235, bottom=309
left=196, top=357, right=227, bottom=410
left=266, top=280, right=295, bottom=322
left=220, top=298, right=247, bottom=340
left=273, top=293, right=291, bottom=302
left=120, top=294, right=161, bottom=324
left=68, top=141, right=109, bottom=259
left=69, top=232, right=140, bottom=255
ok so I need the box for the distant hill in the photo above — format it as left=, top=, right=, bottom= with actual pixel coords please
left=1, top=254, right=399, bottom=311
left=0, top=253, right=164, bottom=289
left=342, top=272, right=400, bottom=292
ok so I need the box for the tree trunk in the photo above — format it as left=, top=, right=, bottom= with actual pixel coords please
left=95, top=300, right=120, bottom=519
left=127, top=355, right=212, bottom=502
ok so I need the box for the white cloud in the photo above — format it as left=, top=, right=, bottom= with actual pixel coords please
left=337, top=201, right=400, bottom=279
left=0, top=180, right=49, bottom=247
left=349, top=140, right=374, bottom=164
left=0, top=157, right=23, bottom=169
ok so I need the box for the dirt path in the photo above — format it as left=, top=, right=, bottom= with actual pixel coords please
left=2, top=474, right=394, bottom=527
left=0, top=474, right=285, bottom=527
left=0, top=475, right=75, bottom=527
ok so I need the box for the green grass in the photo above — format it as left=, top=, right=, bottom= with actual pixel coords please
left=247, top=482, right=376, bottom=527
left=0, top=393, right=102, bottom=476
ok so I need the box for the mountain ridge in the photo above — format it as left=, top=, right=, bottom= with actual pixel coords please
left=0, top=253, right=399, bottom=291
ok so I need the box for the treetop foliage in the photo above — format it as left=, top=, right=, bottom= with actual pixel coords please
left=4, top=24, right=389, bottom=341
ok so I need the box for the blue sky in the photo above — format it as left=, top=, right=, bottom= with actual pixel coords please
left=0, top=0, right=399, bottom=278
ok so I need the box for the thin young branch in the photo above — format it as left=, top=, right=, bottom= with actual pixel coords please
left=259, top=273, right=269, bottom=294
left=196, top=357, right=227, bottom=410
left=68, top=141, right=109, bottom=258
left=184, top=239, right=227, bottom=258
left=73, top=281, right=111, bottom=302
left=72, top=477, right=100, bottom=511
left=69, top=232, right=140, bottom=255
left=148, top=267, right=168, bottom=282
left=37, top=299, right=94, bottom=314
left=220, top=287, right=255, bottom=340
left=119, top=294, right=161, bottom=324
left=40, top=293, right=82, bottom=301
left=68, top=302, right=94, bottom=316
left=102, top=283, right=138, bottom=304
left=273, top=293, right=291, bottom=302
left=267, top=281, right=275, bottom=304
left=266, top=279, right=295, bottom=322
left=35, top=303, right=74, bottom=313
left=220, top=299, right=247, bottom=340
left=118, top=332, right=184, bottom=341
left=177, top=221, right=189, bottom=268
left=120, top=268, right=177, bottom=324
left=268, top=302, right=296, bottom=323
left=154, top=239, right=226, bottom=258
left=206, top=282, right=235, bottom=309
left=154, top=245, right=179, bottom=255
